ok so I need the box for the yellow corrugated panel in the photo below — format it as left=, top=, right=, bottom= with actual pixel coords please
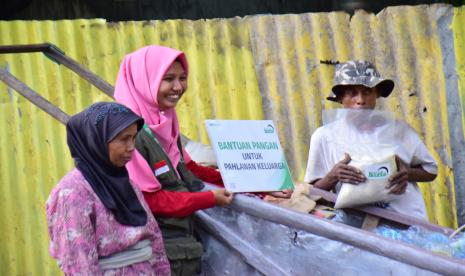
left=0, top=18, right=262, bottom=275
left=362, top=6, right=456, bottom=226
left=0, top=5, right=463, bottom=274
left=452, top=6, right=465, bottom=226
left=248, top=5, right=457, bottom=227
left=385, top=5, right=456, bottom=227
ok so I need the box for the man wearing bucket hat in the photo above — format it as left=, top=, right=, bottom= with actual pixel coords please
left=326, top=60, right=394, bottom=103
left=304, top=60, right=437, bottom=219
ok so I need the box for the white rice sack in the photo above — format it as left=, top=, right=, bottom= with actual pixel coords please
left=334, top=153, right=400, bottom=209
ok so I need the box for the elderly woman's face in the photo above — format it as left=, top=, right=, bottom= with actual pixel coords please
left=108, top=123, right=138, bottom=167
left=157, top=61, right=187, bottom=110
left=339, top=85, right=379, bottom=109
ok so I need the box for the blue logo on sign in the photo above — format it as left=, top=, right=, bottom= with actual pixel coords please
left=264, top=124, right=274, bottom=134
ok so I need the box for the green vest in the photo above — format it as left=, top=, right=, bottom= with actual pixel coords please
left=135, top=125, right=205, bottom=261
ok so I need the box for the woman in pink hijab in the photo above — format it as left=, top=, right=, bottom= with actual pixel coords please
left=114, top=45, right=233, bottom=275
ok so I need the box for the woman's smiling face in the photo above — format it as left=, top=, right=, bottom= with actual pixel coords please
left=157, top=61, right=187, bottom=110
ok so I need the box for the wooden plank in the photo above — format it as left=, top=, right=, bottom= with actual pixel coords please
left=362, top=214, right=380, bottom=230
left=309, top=187, right=454, bottom=235
left=0, top=43, right=51, bottom=53
left=0, top=43, right=114, bottom=96
left=45, top=50, right=114, bottom=97
left=0, top=67, right=70, bottom=124
left=0, top=43, right=194, bottom=143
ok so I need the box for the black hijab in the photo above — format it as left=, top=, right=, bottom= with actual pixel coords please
left=66, top=102, right=147, bottom=226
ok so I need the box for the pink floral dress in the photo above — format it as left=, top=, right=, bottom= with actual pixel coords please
left=46, top=168, right=170, bottom=275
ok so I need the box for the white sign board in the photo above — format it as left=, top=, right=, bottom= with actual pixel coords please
left=205, top=120, right=294, bottom=193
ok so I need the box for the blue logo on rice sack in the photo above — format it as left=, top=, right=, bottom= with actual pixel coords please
left=367, top=166, right=389, bottom=178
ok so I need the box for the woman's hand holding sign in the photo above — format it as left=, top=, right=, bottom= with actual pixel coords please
left=212, top=189, right=234, bottom=206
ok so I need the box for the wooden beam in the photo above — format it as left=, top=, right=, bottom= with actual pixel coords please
left=361, top=214, right=380, bottom=230
left=0, top=43, right=195, bottom=143
left=0, top=43, right=114, bottom=96
left=0, top=43, right=52, bottom=53
left=309, top=187, right=454, bottom=235
left=0, top=67, right=70, bottom=124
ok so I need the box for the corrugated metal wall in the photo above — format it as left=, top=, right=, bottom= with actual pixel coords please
left=0, top=4, right=463, bottom=274
left=248, top=5, right=460, bottom=228
left=452, top=5, right=465, bottom=226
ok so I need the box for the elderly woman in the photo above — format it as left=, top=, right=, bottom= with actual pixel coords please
left=46, top=102, right=170, bottom=275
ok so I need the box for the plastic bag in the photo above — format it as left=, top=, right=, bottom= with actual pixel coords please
left=375, top=225, right=465, bottom=259
left=322, top=109, right=402, bottom=209
left=184, top=140, right=217, bottom=167
left=334, top=144, right=399, bottom=208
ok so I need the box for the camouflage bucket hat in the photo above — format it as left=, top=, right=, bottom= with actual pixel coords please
left=327, top=60, right=395, bottom=102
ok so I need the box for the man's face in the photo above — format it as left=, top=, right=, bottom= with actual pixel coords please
left=338, top=85, right=379, bottom=109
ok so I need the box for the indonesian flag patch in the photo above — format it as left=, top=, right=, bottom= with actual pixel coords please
left=153, top=160, right=170, bottom=176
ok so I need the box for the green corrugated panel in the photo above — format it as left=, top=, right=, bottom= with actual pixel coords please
left=0, top=5, right=463, bottom=274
